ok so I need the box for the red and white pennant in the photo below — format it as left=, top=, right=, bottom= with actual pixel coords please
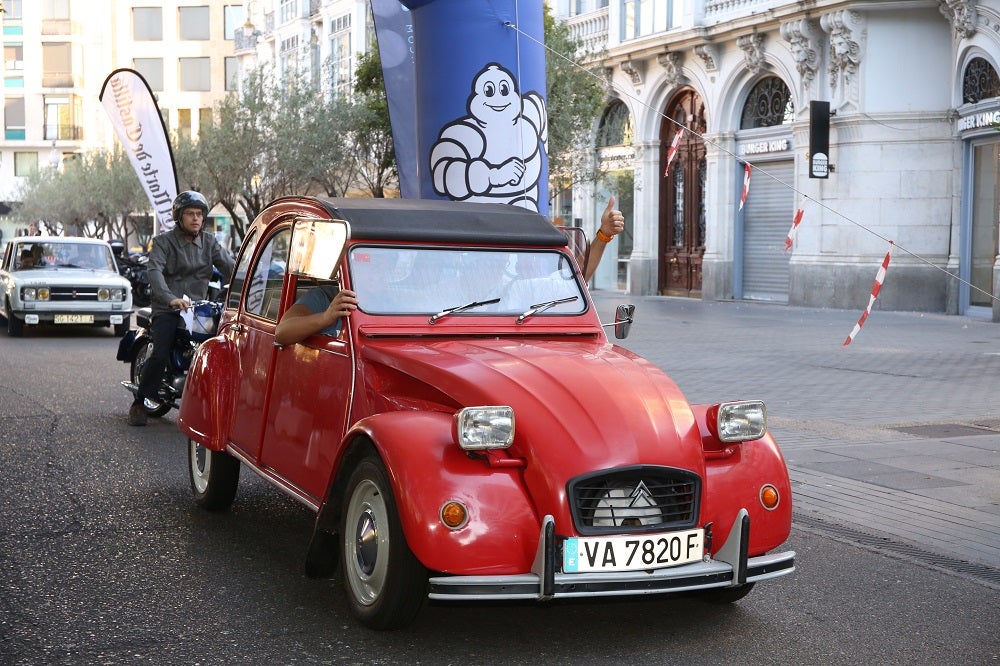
left=784, top=208, right=804, bottom=253
left=843, top=242, right=893, bottom=347
left=739, top=163, right=751, bottom=210
left=664, top=129, right=683, bottom=176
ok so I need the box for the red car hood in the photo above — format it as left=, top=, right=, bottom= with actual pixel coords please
left=360, top=337, right=706, bottom=486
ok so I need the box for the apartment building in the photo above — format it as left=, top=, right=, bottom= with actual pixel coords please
left=1, top=0, right=241, bottom=234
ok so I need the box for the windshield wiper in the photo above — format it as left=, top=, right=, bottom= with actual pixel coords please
left=516, top=296, right=579, bottom=324
left=429, top=297, right=501, bottom=324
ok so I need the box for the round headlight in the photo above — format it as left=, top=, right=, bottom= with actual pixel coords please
left=38, top=287, right=50, bottom=300
left=23, top=288, right=36, bottom=301
left=98, top=288, right=110, bottom=301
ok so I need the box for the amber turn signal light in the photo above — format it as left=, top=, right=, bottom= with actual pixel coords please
left=440, top=501, right=468, bottom=529
left=760, top=484, right=780, bottom=510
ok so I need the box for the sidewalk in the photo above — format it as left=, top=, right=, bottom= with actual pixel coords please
left=591, top=291, right=1000, bottom=579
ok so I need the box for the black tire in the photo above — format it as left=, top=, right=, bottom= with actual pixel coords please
left=341, top=456, right=427, bottom=630
left=129, top=338, right=171, bottom=418
left=188, top=438, right=240, bottom=511
left=5, top=300, right=23, bottom=337
left=694, top=582, right=756, bottom=604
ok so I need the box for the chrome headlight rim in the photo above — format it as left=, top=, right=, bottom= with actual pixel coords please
left=715, top=400, right=767, bottom=443
left=454, top=405, right=515, bottom=451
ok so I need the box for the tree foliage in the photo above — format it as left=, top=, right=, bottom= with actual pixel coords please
left=543, top=6, right=609, bottom=205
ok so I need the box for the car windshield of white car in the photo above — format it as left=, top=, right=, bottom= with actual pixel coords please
left=25, top=242, right=116, bottom=271
left=348, top=246, right=587, bottom=317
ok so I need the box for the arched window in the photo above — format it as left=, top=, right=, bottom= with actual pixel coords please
left=963, top=57, right=1000, bottom=104
left=597, top=100, right=633, bottom=147
left=740, top=76, right=794, bottom=129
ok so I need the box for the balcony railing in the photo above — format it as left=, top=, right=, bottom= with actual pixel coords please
left=44, top=124, right=83, bottom=141
left=705, top=0, right=787, bottom=19
left=565, top=6, right=609, bottom=57
left=235, top=27, right=258, bottom=52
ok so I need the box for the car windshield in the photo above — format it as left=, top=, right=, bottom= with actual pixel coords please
left=13, top=241, right=115, bottom=271
left=348, top=246, right=587, bottom=317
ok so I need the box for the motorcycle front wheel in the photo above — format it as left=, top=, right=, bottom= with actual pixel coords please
left=129, top=338, right=172, bottom=418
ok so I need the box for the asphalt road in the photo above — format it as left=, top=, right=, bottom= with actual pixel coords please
left=0, top=323, right=997, bottom=665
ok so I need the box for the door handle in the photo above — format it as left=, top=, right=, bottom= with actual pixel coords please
left=230, top=323, right=245, bottom=334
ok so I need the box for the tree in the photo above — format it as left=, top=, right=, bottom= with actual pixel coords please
left=352, top=47, right=397, bottom=197
left=543, top=5, right=609, bottom=208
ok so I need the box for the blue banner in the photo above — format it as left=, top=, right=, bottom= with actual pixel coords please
left=378, top=0, right=548, bottom=215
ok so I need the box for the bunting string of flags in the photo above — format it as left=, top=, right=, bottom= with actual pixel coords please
left=784, top=209, right=804, bottom=253
left=739, top=163, right=751, bottom=210
left=664, top=129, right=683, bottom=176
left=842, top=242, right=893, bottom=347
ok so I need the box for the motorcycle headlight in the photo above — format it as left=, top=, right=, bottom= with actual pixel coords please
left=455, top=406, right=514, bottom=450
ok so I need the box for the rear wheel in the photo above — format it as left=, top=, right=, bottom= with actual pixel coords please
left=129, top=338, right=171, bottom=417
left=188, top=439, right=240, bottom=510
left=341, top=456, right=427, bottom=630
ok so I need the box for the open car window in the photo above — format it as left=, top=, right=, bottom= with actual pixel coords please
left=348, top=246, right=586, bottom=316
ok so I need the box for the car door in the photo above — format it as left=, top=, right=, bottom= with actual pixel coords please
left=226, top=224, right=291, bottom=462
left=258, top=274, right=354, bottom=503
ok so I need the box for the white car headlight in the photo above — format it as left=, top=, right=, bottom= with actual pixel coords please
left=22, top=287, right=49, bottom=301
left=716, top=400, right=767, bottom=442
left=455, top=406, right=514, bottom=450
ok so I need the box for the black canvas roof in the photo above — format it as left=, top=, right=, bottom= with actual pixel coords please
left=302, top=197, right=569, bottom=247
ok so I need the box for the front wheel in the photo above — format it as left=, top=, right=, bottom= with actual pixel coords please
left=188, top=439, right=240, bottom=511
left=129, top=337, right=171, bottom=418
left=5, top=300, right=23, bottom=337
left=341, top=456, right=427, bottom=630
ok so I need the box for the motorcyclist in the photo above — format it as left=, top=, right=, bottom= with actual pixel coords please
left=128, top=191, right=234, bottom=426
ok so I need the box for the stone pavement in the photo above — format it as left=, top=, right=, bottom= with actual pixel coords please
left=591, top=291, right=1000, bottom=582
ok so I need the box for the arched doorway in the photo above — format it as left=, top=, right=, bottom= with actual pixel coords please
left=659, top=89, right=707, bottom=297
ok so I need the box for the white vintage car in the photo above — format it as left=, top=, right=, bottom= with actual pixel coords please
left=0, top=236, right=132, bottom=337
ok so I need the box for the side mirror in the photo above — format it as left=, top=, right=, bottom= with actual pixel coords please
left=288, top=217, right=350, bottom=279
left=613, top=304, right=635, bottom=340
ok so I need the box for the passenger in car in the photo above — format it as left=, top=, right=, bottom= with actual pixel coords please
left=16, top=250, right=36, bottom=270
left=274, top=284, right=358, bottom=346
left=581, top=196, right=625, bottom=282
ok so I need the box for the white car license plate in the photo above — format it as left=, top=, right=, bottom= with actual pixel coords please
left=54, top=314, right=94, bottom=324
left=563, top=528, right=704, bottom=573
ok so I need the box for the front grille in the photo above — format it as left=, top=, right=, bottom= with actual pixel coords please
left=48, top=287, right=100, bottom=302
left=568, top=466, right=700, bottom=536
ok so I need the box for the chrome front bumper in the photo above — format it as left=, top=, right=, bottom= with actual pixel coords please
left=428, top=509, right=795, bottom=601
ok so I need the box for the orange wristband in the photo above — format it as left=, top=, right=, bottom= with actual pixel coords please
left=596, top=229, right=613, bottom=243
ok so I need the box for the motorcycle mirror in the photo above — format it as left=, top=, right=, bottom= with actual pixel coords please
left=288, top=217, right=350, bottom=279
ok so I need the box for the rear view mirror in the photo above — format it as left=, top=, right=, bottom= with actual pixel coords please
left=288, top=217, right=350, bottom=279
left=613, top=304, right=635, bottom=339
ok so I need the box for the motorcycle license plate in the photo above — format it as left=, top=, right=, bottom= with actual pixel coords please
left=562, top=528, right=704, bottom=573
left=54, top=314, right=94, bottom=324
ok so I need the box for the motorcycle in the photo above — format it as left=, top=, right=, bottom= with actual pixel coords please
left=109, top=240, right=152, bottom=308
left=117, top=300, right=223, bottom=418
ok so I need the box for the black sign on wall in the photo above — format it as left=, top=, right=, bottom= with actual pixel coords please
left=809, top=101, right=831, bottom=179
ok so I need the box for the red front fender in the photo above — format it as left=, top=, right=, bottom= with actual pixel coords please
left=347, top=411, right=540, bottom=575
left=178, top=335, right=238, bottom=451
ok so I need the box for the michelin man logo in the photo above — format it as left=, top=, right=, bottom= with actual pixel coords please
left=430, top=63, right=548, bottom=211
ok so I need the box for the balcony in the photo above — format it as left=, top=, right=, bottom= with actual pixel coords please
left=234, top=27, right=259, bottom=53
left=565, top=6, right=609, bottom=57
left=705, top=0, right=788, bottom=21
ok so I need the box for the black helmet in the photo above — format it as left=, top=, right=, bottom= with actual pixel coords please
left=172, top=191, right=209, bottom=222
